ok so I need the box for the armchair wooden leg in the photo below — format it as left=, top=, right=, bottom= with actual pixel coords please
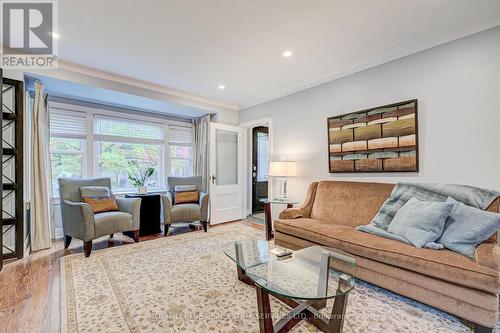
left=201, top=221, right=208, bottom=232
left=64, top=235, right=72, bottom=249
left=84, top=241, right=92, bottom=257
left=133, top=230, right=140, bottom=243
left=164, top=224, right=170, bottom=236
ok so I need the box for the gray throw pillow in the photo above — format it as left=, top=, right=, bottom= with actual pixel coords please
left=388, top=197, right=455, bottom=248
left=437, top=197, right=500, bottom=258
left=79, top=186, right=111, bottom=199
left=174, top=185, right=197, bottom=192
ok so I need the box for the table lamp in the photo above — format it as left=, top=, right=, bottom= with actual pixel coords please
left=268, top=161, right=297, bottom=200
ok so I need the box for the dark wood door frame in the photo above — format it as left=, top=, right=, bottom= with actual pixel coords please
left=252, top=126, right=269, bottom=213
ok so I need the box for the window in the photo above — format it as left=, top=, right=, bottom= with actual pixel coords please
left=94, top=116, right=164, bottom=192
left=49, top=110, right=87, bottom=194
left=169, top=125, right=193, bottom=177
left=48, top=101, right=194, bottom=197
left=256, top=131, right=269, bottom=181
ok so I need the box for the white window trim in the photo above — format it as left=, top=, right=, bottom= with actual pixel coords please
left=94, top=134, right=164, bottom=146
left=49, top=100, right=193, bottom=198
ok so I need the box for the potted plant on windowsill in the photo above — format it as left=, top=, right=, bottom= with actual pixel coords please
left=127, top=161, right=155, bottom=194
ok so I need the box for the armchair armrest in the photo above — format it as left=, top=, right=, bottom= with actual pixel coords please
left=278, top=182, right=318, bottom=220
left=116, top=198, right=141, bottom=230
left=199, top=191, right=209, bottom=222
left=161, top=192, right=173, bottom=225
left=62, top=200, right=95, bottom=240
left=476, top=241, right=500, bottom=272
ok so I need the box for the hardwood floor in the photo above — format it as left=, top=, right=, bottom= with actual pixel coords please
left=0, top=220, right=262, bottom=333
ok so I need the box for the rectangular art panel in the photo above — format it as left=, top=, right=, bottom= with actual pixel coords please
left=327, top=99, right=418, bottom=173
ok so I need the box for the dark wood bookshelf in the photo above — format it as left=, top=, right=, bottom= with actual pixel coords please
left=1, top=75, right=24, bottom=270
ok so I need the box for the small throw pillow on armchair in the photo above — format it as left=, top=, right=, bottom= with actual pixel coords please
left=79, top=186, right=119, bottom=213
left=174, top=185, right=199, bottom=204
left=79, top=186, right=111, bottom=198
left=82, top=197, right=120, bottom=213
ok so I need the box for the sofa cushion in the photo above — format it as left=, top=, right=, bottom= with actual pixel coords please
left=82, top=197, right=119, bottom=213
left=94, top=211, right=133, bottom=236
left=274, top=230, right=500, bottom=327
left=387, top=197, right=454, bottom=248
left=274, top=218, right=352, bottom=248
left=174, top=190, right=199, bottom=204
left=171, top=203, right=202, bottom=222
left=486, top=197, right=500, bottom=242
left=310, top=181, right=394, bottom=227
left=438, top=198, right=500, bottom=258
left=79, top=186, right=111, bottom=199
left=276, top=218, right=500, bottom=293
left=335, top=229, right=500, bottom=293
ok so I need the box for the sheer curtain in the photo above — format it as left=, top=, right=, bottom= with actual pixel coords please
left=192, top=114, right=210, bottom=192
left=30, top=82, right=53, bottom=251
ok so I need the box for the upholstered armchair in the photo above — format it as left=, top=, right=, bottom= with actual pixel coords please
left=58, top=177, right=141, bottom=257
left=162, top=176, right=209, bottom=235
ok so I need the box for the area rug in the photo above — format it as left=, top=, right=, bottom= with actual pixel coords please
left=61, top=223, right=481, bottom=333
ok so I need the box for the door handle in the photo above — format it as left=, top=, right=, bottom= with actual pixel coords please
left=211, top=175, right=217, bottom=184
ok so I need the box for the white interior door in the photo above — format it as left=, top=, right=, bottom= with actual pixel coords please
left=209, top=123, right=243, bottom=224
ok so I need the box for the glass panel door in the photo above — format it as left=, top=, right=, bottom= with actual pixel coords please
left=209, top=123, right=243, bottom=224
left=215, top=129, right=238, bottom=185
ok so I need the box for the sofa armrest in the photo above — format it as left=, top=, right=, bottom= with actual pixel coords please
left=278, top=182, right=318, bottom=220
left=62, top=200, right=95, bottom=240
left=279, top=208, right=306, bottom=219
left=162, top=192, right=173, bottom=225
left=475, top=242, right=500, bottom=272
left=116, top=198, right=141, bottom=229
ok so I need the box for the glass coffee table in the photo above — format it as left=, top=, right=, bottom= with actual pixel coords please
left=224, top=240, right=356, bottom=333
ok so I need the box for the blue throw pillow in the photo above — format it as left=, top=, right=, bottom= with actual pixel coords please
left=437, top=197, right=500, bottom=258
left=387, top=197, right=455, bottom=248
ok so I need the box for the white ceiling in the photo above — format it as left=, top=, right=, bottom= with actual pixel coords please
left=59, top=0, right=500, bottom=109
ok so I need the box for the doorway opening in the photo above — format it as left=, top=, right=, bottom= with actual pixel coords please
left=251, top=126, right=269, bottom=215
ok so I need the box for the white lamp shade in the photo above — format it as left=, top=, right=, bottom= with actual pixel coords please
left=268, top=161, right=297, bottom=177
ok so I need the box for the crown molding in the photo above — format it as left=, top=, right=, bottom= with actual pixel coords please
left=58, top=60, right=240, bottom=111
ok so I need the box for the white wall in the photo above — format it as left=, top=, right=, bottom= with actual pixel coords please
left=211, top=108, right=239, bottom=125
left=238, top=27, right=500, bottom=204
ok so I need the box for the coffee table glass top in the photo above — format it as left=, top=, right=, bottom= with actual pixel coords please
left=223, top=240, right=356, bottom=300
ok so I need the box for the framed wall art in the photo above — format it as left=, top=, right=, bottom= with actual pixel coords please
left=327, top=99, right=418, bottom=173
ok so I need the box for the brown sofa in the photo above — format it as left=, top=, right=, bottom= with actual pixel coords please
left=275, top=181, right=500, bottom=332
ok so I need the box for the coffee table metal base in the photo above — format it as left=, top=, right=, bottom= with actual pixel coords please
left=236, top=266, right=349, bottom=333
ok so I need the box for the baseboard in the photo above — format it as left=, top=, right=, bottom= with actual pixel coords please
left=54, top=227, right=64, bottom=240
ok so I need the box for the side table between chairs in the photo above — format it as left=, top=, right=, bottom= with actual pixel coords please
left=125, top=193, right=162, bottom=236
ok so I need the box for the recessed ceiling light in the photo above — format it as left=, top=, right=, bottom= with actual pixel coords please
left=50, top=32, right=60, bottom=39
left=282, top=50, right=292, bottom=58
left=218, top=84, right=226, bottom=90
